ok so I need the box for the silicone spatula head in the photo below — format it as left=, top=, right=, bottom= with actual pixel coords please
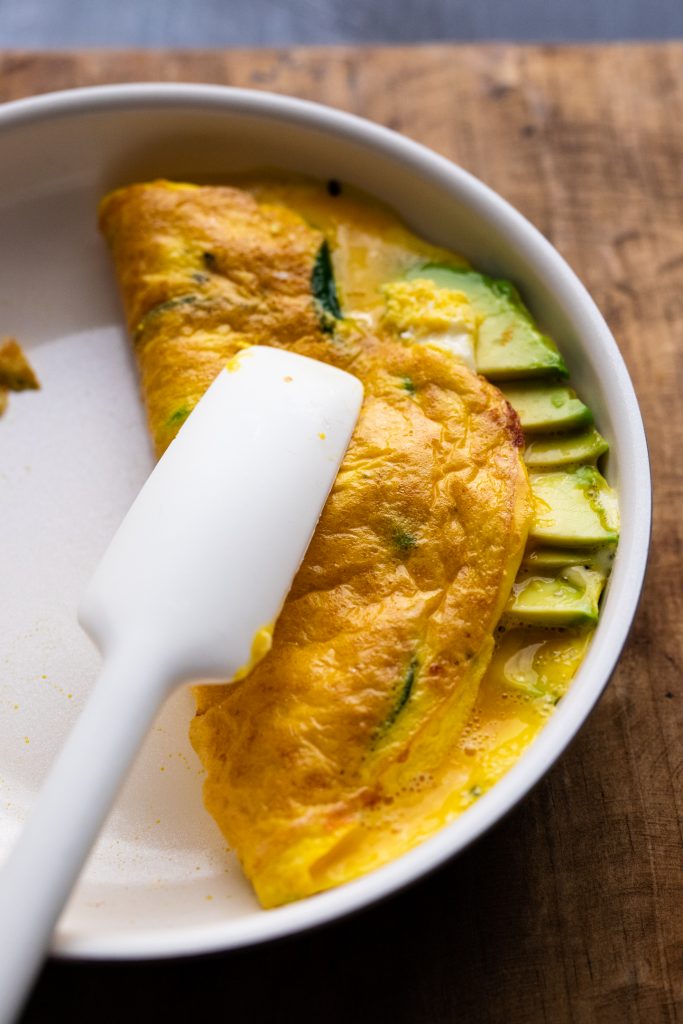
left=0, top=346, right=362, bottom=1024
left=79, top=345, right=364, bottom=686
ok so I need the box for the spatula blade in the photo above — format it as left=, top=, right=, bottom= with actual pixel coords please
left=79, top=346, right=363, bottom=686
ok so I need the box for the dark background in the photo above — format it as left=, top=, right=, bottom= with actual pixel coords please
left=1, top=0, right=683, bottom=46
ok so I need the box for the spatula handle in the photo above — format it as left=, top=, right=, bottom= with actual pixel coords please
left=0, top=654, right=166, bottom=1024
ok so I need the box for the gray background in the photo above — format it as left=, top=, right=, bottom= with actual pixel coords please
left=1, top=0, right=682, bottom=47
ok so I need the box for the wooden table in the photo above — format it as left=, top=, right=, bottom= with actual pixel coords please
left=2, top=46, right=681, bottom=1024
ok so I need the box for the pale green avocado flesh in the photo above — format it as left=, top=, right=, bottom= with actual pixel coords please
left=505, top=565, right=606, bottom=627
left=501, top=382, right=592, bottom=433
left=405, top=263, right=568, bottom=380
left=522, top=544, right=616, bottom=571
left=524, top=427, right=609, bottom=468
left=529, top=467, right=619, bottom=547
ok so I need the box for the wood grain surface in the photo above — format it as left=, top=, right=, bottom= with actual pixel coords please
left=1, top=46, right=681, bottom=1024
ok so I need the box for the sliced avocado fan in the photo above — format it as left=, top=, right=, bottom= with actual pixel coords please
left=396, top=259, right=617, bottom=631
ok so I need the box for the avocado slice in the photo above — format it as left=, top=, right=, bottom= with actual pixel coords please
left=501, top=382, right=592, bottom=433
left=522, top=544, right=616, bottom=572
left=405, top=263, right=567, bottom=380
left=524, top=427, right=609, bottom=469
left=505, top=564, right=606, bottom=627
left=489, top=626, right=592, bottom=700
left=529, top=467, right=619, bottom=547
left=523, top=546, right=597, bottom=570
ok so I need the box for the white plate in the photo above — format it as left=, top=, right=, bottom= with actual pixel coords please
left=0, top=84, right=650, bottom=960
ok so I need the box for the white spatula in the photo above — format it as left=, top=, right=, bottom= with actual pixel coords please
left=0, top=345, right=363, bottom=1022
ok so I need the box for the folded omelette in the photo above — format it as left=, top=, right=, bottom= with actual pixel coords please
left=100, top=180, right=532, bottom=907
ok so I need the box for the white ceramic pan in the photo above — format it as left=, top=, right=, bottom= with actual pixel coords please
left=0, top=84, right=650, bottom=960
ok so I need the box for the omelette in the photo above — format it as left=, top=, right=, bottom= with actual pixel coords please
left=100, top=178, right=617, bottom=907
left=0, top=337, right=40, bottom=417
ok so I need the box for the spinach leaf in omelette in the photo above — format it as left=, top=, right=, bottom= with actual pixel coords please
left=311, top=239, right=343, bottom=331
